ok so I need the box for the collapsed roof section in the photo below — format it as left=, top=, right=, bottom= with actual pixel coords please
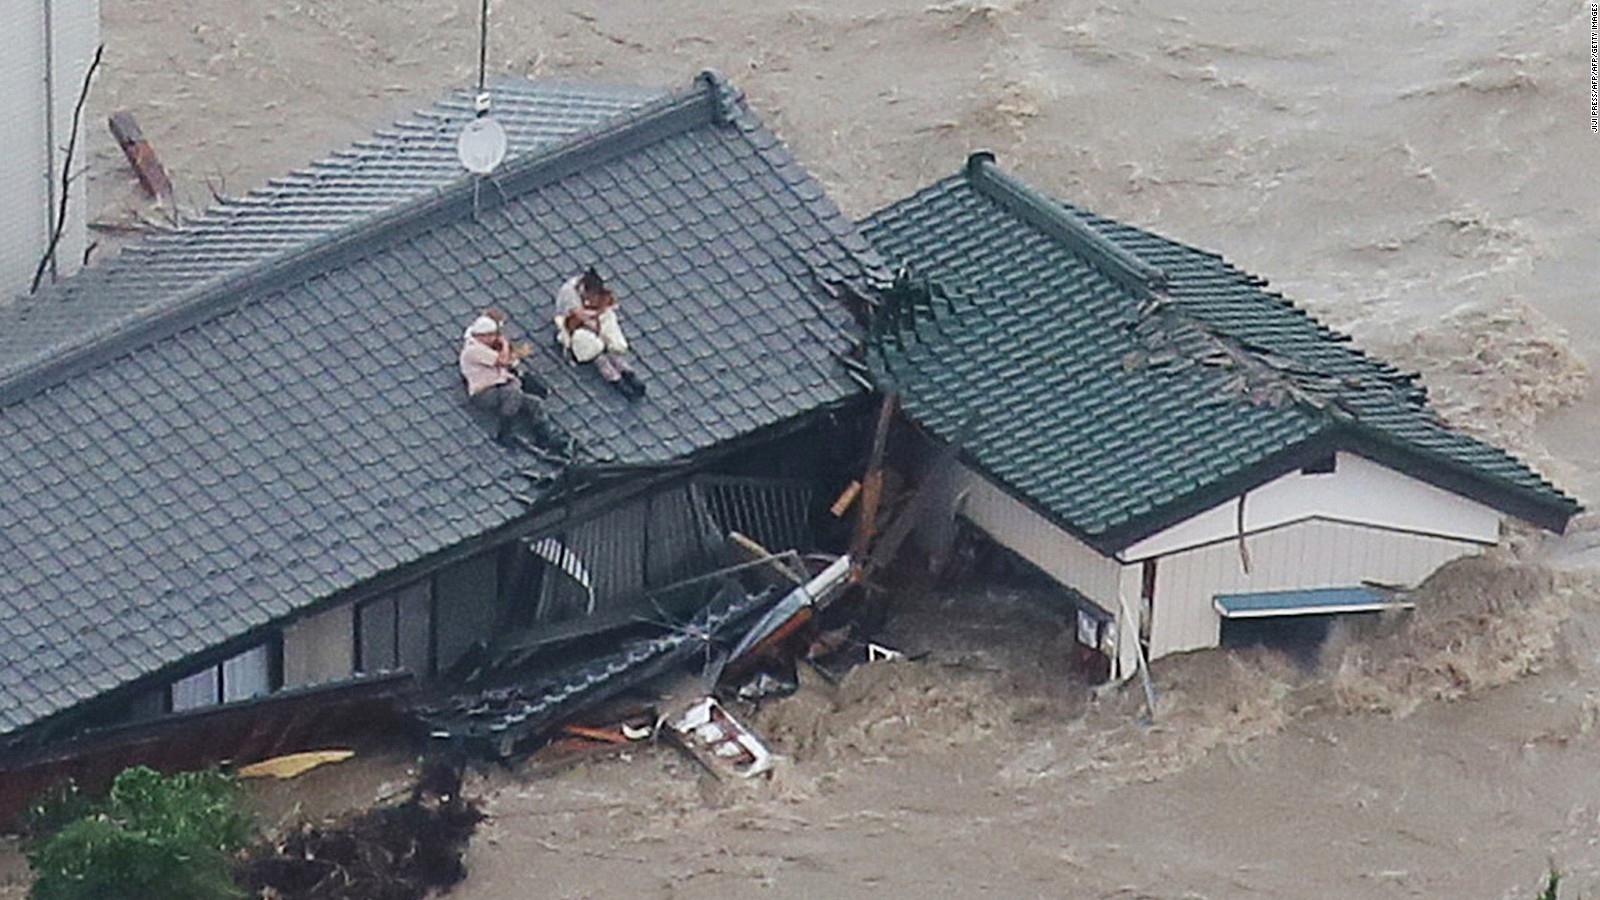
left=861, top=153, right=1577, bottom=553
left=0, top=72, right=887, bottom=742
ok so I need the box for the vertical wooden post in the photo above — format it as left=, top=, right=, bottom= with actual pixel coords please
left=850, top=392, right=897, bottom=579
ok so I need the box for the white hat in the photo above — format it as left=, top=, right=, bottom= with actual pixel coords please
left=466, top=315, right=500, bottom=336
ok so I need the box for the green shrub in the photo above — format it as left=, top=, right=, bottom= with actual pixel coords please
left=1541, top=868, right=1562, bottom=900
left=24, top=766, right=255, bottom=900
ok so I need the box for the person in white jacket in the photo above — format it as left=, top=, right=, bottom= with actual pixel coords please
left=554, top=267, right=644, bottom=398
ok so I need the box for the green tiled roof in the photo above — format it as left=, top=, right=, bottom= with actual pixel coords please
left=861, top=154, right=1578, bottom=551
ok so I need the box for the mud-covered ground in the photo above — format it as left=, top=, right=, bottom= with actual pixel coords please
left=6, top=1, right=1597, bottom=897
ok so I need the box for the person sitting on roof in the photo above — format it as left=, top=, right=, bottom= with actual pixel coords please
left=459, top=314, right=567, bottom=451
left=554, top=267, right=644, bottom=398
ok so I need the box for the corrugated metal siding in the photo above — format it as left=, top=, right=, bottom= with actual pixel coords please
left=646, top=486, right=717, bottom=587
left=1146, top=518, right=1484, bottom=657
left=528, top=477, right=812, bottom=627
left=694, top=476, right=814, bottom=556
left=533, top=483, right=716, bottom=624
left=0, top=0, right=97, bottom=298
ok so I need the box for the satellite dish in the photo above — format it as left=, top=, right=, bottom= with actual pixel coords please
left=457, top=116, right=508, bottom=175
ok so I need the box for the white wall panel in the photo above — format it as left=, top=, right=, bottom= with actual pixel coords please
left=945, top=463, right=1146, bottom=677
left=955, top=464, right=1123, bottom=609
left=169, top=667, right=218, bottom=712
left=1145, top=518, right=1483, bottom=658
left=1122, top=452, right=1502, bottom=560
left=0, top=0, right=98, bottom=298
left=221, top=643, right=272, bottom=702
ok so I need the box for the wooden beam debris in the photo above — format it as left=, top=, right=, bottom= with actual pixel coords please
left=728, top=531, right=805, bottom=585
left=849, top=393, right=898, bottom=577
left=829, top=480, right=862, bottom=517
left=109, top=110, right=174, bottom=200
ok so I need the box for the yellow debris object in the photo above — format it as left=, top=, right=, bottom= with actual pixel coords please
left=236, top=749, right=355, bottom=780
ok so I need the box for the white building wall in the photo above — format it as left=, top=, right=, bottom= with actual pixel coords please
left=0, top=0, right=98, bottom=299
left=1116, top=563, right=1147, bottom=678
left=957, top=468, right=1123, bottom=606
left=1120, top=452, right=1502, bottom=561
left=912, top=449, right=1506, bottom=676
left=1143, top=518, right=1485, bottom=657
left=948, top=463, right=1141, bottom=676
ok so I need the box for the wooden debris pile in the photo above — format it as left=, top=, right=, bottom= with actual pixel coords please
left=1122, top=294, right=1427, bottom=415
left=234, top=764, right=483, bottom=900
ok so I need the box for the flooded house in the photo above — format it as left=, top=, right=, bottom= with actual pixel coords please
left=860, top=152, right=1579, bottom=679
left=0, top=62, right=1578, bottom=825
left=0, top=72, right=885, bottom=816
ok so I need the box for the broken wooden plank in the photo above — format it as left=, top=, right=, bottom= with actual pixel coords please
left=108, top=110, right=173, bottom=199
left=860, top=484, right=927, bottom=583
left=558, top=724, right=632, bottom=745
left=728, top=531, right=805, bottom=585
left=829, top=480, right=862, bottom=517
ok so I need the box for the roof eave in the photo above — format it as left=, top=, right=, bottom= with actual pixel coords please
left=1331, top=422, right=1580, bottom=534
left=1093, top=424, right=1579, bottom=553
left=1090, top=434, right=1343, bottom=554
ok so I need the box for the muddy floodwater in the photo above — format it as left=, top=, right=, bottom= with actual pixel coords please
left=5, top=0, right=1599, bottom=897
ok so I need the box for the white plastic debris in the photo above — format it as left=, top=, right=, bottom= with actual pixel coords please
left=666, top=697, right=776, bottom=778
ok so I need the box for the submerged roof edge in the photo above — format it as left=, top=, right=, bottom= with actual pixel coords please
left=0, top=74, right=726, bottom=412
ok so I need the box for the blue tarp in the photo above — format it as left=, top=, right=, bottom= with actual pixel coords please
left=1213, top=586, right=1412, bottom=619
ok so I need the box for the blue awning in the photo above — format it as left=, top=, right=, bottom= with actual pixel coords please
left=1213, top=586, right=1412, bottom=619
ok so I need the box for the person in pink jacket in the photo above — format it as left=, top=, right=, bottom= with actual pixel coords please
left=459, top=313, right=566, bottom=450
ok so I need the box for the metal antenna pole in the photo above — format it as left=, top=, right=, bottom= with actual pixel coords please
left=477, top=0, right=489, bottom=94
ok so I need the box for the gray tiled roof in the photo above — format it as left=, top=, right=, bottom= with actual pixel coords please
left=0, top=79, right=667, bottom=391
left=862, top=154, right=1576, bottom=551
left=0, top=73, right=886, bottom=740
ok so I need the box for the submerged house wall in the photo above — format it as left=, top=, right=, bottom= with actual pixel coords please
left=1122, top=453, right=1502, bottom=658
left=908, top=446, right=1138, bottom=677
left=1137, top=519, right=1486, bottom=657
left=909, top=442, right=1506, bottom=675
left=139, top=456, right=828, bottom=726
